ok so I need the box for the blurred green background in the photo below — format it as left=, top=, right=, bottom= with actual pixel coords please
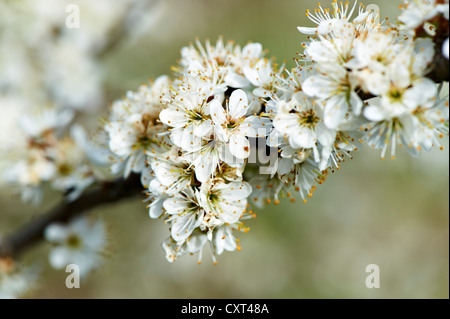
left=1, top=0, right=448, bottom=298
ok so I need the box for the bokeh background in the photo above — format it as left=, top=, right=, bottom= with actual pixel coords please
left=0, top=0, right=448, bottom=298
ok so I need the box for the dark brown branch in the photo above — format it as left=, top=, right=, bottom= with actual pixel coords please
left=0, top=174, right=143, bottom=259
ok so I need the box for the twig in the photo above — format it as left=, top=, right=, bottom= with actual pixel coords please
left=0, top=174, right=143, bottom=259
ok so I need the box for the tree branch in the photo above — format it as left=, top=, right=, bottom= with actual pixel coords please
left=0, top=174, right=143, bottom=259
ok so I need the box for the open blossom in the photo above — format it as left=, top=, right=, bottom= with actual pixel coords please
left=273, top=92, right=335, bottom=162
left=210, top=89, right=272, bottom=159
left=44, top=217, right=107, bottom=278
left=443, top=37, right=449, bottom=59
left=364, top=83, right=447, bottom=158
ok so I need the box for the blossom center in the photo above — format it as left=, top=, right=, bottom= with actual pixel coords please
left=66, top=234, right=81, bottom=249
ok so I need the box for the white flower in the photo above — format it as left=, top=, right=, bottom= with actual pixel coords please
left=149, top=148, right=195, bottom=193
left=108, top=112, right=166, bottom=176
left=200, top=180, right=252, bottom=225
left=226, top=42, right=265, bottom=88
left=44, top=217, right=107, bottom=278
left=363, top=77, right=437, bottom=125
left=146, top=178, right=176, bottom=219
left=3, top=114, right=102, bottom=204
left=178, top=37, right=234, bottom=78
left=273, top=92, right=336, bottom=163
left=350, top=34, right=434, bottom=97
left=302, top=63, right=362, bottom=129
left=407, top=94, right=449, bottom=151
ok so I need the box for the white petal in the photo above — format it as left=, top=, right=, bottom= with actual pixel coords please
left=317, top=18, right=339, bottom=34
left=217, top=203, right=243, bottom=224
left=350, top=92, right=363, bottom=116
left=44, top=223, right=68, bottom=242
left=302, top=75, right=334, bottom=99
left=252, top=87, right=271, bottom=98
left=210, top=100, right=226, bottom=125
left=243, top=65, right=261, bottom=87
left=277, top=158, right=294, bottom=175
left=193, top=120, right=212, bottom=137
left=324, top=95, right=348, bottom=129
left=149, top=197, right=165, bottom=219
left=290, top=128, right=316, bottom=149
left=49, top=248, right=71, bottom=269
left=443, top=38, right=449, bottom=60
left=403, top=79, right=437, bottom=110
left=163, top=197, right=188, bottom=215
left=220, top=181, right=252, bottom=200
left=316, top=123, right=336, bottom=147
left=194, top=155, right=216, bottom=183
left=363, top=105, right=385, bottom=122
left=214, top=227, right=237, bottom=255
